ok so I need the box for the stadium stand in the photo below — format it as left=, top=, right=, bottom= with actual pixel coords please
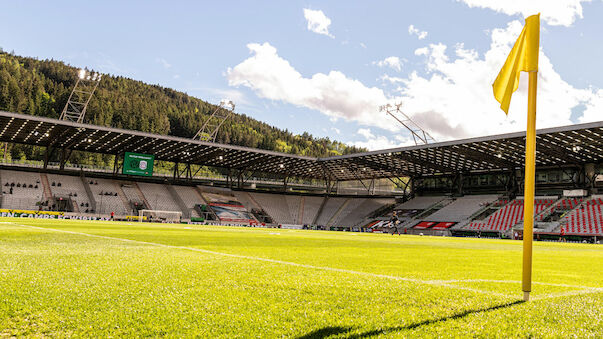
left=0, top=169, right=44, bottom=210
left=395, top=196, right=446, bottom=210
left=119, top=182, right=140, bottom=201
left=561, top=197, right=603, bottom=235
left=137, top=182, right=181, bottom=213
left=88, top=178, right=128, bottom=215
left=536, top=198, right=582, bottom=221
left=172, top=185, right=203, bottom=218
left=432, top=222, right=456, bottom=230
left=339, top=198, right=395, bottom=227
left=414, top=221, right=436, bottom=229
left=328, top=198, right=366, bottom=226
left=428, top=195, right=499, bottom=222
left=46, top=174, right=91, bottom=213
left=1, top=166, right=602, bottom=238
left=285, top=195, right=302, bottom=224
left=464, top=198, right=555, bottom=232
left=314, top=197, right=347, bottom=226
left=231, top=191, right=261, bottom=211
left=301, top=196, right=325, bottom=225
left=248, top=192, right=294, bottom=224
left=199, top=187, right=255, bottom=223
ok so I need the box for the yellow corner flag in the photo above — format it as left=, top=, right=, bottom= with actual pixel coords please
left=492, top=14, right=540, bottom=302
left=492, top=14, right=540, bottom=114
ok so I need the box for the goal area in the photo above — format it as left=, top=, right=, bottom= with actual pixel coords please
left=139, top=209, right=182, bottom=223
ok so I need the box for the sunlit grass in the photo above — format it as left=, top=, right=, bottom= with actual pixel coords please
left=0, top=218, right=601, bottom=337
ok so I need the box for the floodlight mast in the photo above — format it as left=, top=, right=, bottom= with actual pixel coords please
left=193, top=100, right=235, bottom=142
left=379, top=102, right=436, bottom=145
left=59, top=69, right=102, bottom=123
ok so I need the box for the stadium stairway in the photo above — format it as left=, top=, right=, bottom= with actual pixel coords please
left=194, top=187, right=211, bottom=205
left=312, top=196, right=329, bottom=225
left=452, top=197, right=509, bottom=230
left=285, top=195, right=302, bottom=224
left=463, top=198, right=555, bottom=233
left=301, top=196, right=324, bottom=225
left=80, top=175, right=97, bottom=212
left=40, top=173, right=53, bottom=201
left=71, top=198, right=80, bottom=213
left=329, top=198, right=369, bottom=227
left=531, top=198, right=586, bottom=235
left=327, top=198, right=351, bottom=226
left=115, top=183, right=131, bottom=214
left=315, top=198, right=346, bottom=226
left=195, top=187, right=219, bottom=221
left=167, top=185, right=190, bottom=219
left=534, top=197, right=563, bottom=221
left=401, top=197, right=453, bottom=229
left=244, top=191, right=263, bottom=211
left=298, top=196, right=305, bottom=225
left=536, top=197, right=583, bottom=222
left=134, top=182, right=152, bottom=211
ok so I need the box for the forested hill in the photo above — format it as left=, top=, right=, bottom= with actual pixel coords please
left=0, top=50, right=365, bottom=159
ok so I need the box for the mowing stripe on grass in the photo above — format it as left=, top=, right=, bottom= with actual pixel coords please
left=435, top=279, right=599, bottom=290
left=11, top=223, right=602, bottom=300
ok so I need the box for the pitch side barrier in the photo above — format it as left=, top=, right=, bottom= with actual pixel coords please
left=0, top=209, right=110, bottom=221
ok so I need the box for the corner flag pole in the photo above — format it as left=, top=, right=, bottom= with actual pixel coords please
left=522, top=71, right=537, bottom=301
left=491, top=14, right=540, bottom=301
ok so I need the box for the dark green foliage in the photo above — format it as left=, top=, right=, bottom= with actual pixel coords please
left=0, top=51, right=365, bottom=166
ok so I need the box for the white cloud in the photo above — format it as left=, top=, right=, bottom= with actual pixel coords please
left=390, top=20, right=601, bottom=140
left=359, top=42, right=367, bottom=48
left=156, top=57, right=171, bottom=69
left=357, top=128, right=373, bottom=139
left=457, top=0, right=591, bottom=26
left=580, top=89, right=603, bottom=123
left=303, top=9, right=334, bottom=38
left=352, top=128, right=413, bottom=151
left=373, top=56, right=402, bottom=72
left=331, top=127, right=341, bottom=134
left=227, top=19, right=602, bottom=144
left=227, top=42, right=394, bottom=131
left=379, top=74, right=405, bottom=84
left=187, top=87, right=253, bottom=108
left=408, top=24, right=428, bottom=40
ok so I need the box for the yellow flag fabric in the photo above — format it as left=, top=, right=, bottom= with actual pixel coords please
left=492, top=14, right=540, bottom=114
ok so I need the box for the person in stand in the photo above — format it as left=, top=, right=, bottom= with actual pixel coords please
left=390, top=211, right=401, bottom=235
left=110, top=211, right=115, bottom=221
left=559, top=227, right=565, bottom=242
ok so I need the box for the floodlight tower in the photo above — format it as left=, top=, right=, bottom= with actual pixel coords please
left=193, top=100, right=235, bottom=142
left=59, top=69, right=102, bottom=123
left=379, top=102, right=436, bottom=145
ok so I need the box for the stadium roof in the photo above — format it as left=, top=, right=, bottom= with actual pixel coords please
left=0, top=111, right=602, bottom=181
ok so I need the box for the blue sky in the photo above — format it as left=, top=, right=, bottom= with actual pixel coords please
left=1, top=0, right=602, bottom=150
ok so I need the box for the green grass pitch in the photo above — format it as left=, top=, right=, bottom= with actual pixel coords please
left=1, top=218, right=602, bottom=338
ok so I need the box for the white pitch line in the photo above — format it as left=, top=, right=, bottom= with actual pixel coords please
left=11, top=224, right=602, bottom=299
left=532, top=288, right=603, bottom=300
left=12, top=224, right=511, bottom=297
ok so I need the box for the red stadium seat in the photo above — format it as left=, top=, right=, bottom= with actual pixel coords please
left=414, top=221, right=436, bottom=229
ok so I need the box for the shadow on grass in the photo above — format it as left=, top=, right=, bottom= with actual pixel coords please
left=296, top=326, right=352, bottom=339
left=296, top=300, right=524, bottom=339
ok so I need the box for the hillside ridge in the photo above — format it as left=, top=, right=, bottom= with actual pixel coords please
left=0, top=49, right=365, bottom=165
